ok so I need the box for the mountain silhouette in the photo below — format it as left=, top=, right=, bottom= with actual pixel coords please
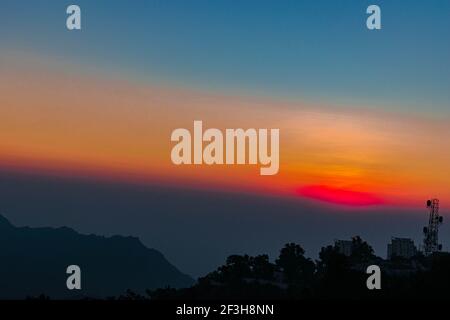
left=0, top=215, right=194, bottom=299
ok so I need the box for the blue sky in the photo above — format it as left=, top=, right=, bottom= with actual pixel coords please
left=1, top=0, right=449, bottom=112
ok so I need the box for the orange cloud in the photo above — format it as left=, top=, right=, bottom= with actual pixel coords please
left=1, top=55, right=449, bottom=208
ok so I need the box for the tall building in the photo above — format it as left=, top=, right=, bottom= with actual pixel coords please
left=334, top=240, right=353, bottom=257
left=387, top=237, right=417, bottom=260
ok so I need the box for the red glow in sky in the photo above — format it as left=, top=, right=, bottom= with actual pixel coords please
left=297, top=185, right=385, bottom=207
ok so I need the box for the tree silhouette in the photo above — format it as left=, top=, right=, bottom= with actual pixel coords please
left=350, top=236, right=376, bottom=262
left=275, top=243, right=315, bottom=286
left=317, top=245, right=348, bottom=276
left=142, top=239, right=450, bottom=300
left=250, top=254, right=276, bottom=280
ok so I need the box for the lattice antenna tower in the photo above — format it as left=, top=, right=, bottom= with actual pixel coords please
left=423, top=199, right=443, bottom=255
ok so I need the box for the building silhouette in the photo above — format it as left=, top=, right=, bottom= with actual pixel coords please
left=387, top=237, right=417, bottom=260
left=334, top=239, right=353, bottom=256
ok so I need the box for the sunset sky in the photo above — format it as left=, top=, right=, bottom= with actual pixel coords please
left=1, top=0, right=450, bottom=208
left=1, top=57, right=449, bottom=207
left=0, top=0, right=449, bottom=275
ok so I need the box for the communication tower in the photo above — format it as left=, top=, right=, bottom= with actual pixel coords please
left=423, top=199, right=443, bottom=255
